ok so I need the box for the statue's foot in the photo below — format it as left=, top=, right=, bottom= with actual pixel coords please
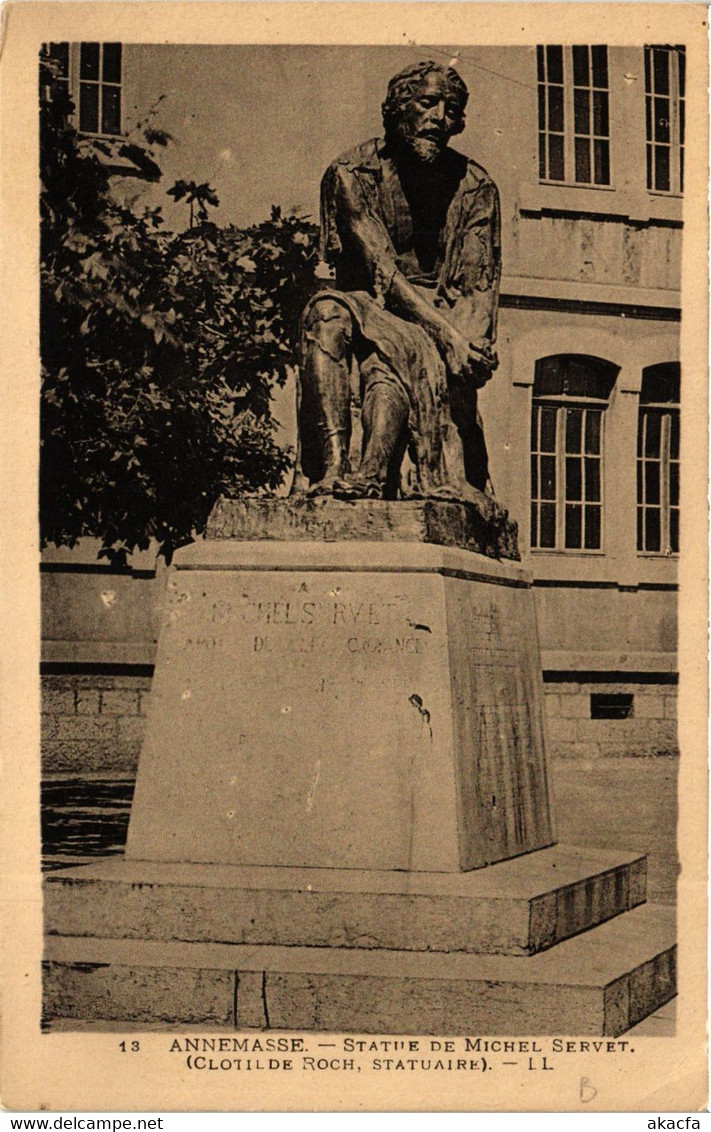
left=303, top=467, right=351, bottom=497
left=332, top=474, right=384, bottom=501
left=305, top=478, right=340, bottom=498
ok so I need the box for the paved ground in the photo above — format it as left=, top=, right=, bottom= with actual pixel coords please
left=41, top=776, right=134, bottom=871
left=550, top=755, right=679, bottom=905
left=625, top=997, right=676, bottom=1037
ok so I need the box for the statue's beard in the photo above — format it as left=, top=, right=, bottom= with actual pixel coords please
left=389, top=124, right=447, bottom=165
left=404, top=136, right=444, bottom=164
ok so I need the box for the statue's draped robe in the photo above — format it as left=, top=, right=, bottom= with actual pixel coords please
left=300, top=137, right=502, bottom=496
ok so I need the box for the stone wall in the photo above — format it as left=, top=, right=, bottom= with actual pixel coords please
left=544, top=681, right=678, bottom=760
left=41, top=674, right=151, bottom=777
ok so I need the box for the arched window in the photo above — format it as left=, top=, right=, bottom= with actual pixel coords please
left=637, top=363, right=680, bottom=554
left=530, top=354, right=619, bottom=551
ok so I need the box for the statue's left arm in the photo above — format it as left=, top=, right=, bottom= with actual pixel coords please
left=442, top=175, right=502, bottom=370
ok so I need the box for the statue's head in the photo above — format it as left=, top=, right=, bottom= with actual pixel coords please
left=382, top=60, right=468, bottom=163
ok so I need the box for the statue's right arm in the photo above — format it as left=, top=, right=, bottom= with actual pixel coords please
left=331, top=164, right=484, bottom=383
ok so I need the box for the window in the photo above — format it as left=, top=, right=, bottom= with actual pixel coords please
left=43, top=43, right=70, bottom=102
left=637, top=363, right=680, bottom=555
left=590, top=693, right=634, bottom=720
left=537, top=45, right=610, bottom=185
left=79, top=43, right=122, bottom=136
left=40, top=42, right=123, bottom=137
left=530, top=355, right=618, bottom=551
left=645, top=46, right=685, bottom=194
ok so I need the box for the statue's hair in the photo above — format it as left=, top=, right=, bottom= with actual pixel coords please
left=381, top=60, right=468, bottom=138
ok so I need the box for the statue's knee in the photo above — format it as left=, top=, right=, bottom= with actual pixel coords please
left=304, top=299, right=352, bottom=350
left=362, top=366, right=409, bottom=416
left=307, top=298, right=349, bottom=326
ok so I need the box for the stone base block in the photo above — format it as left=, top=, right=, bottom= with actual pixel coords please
left=43, top=904, right=675, bottom=1035
left=45, top=846, right=646, bottom=956
left=207, top=496, right=520, bottom=561
left=126, top=539, right=554, bottom=871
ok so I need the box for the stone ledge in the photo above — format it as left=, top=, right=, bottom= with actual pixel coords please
left=206, top=497, right=520, bottom=561
left=44, top=846, right=646, bottom=956
left=171, top=536, right=532, bottom=587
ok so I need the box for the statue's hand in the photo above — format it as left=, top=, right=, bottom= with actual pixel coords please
left=441, top=328, right=495, bottom=389
left=467, top=355, right=495, bottom=389
left=441, top=326, right=474, bottom=378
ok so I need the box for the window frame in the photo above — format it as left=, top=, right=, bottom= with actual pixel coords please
left=636, top=368, right=680, bottom=558
left=529, top=354, right=619, bottom=556
left=537, top=45, right=612, bottom=189
left=645, top=45, right=685, bottom=196
left=530, top=396, right=607, bottom=554
left=42, top=41, right=124, bottom=139
left=78, top=42, right=123, bottom=138
left=43, top=43, right=71, bottom=102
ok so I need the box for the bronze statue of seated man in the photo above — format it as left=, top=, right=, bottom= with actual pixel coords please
left=293, top=60, right=503, bottom=516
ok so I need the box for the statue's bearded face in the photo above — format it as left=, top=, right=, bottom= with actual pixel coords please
left=393, top=72, right=464, bottom=163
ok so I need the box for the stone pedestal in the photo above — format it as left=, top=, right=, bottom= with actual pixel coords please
left=126, top=505, right=553, bottom=871
left=43, top=499, right=676, bottom=1034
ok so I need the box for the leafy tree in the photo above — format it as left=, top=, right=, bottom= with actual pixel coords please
left=39, top=48, right=320, bottom=565
left=167, top=179, right=220, bottom=228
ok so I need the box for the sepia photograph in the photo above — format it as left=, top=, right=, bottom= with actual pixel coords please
left=1, top=1, right=707, bottom=1113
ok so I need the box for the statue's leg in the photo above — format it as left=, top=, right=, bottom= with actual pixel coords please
left=360, top=372, right=409, bottom=488
left=408, top=374, right=505, bottom=521
left=334, top=360, right=409, bottom=500
left=299, top=298, right=353, bottom=492
left=448, top=378, right=490, bottom=493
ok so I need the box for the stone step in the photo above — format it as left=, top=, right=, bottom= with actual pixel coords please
left=43, top=903, right=675, bottom=1036
left=44, top=845, right=646, bottom=956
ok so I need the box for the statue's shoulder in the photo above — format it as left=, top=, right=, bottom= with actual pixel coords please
left=319, top=140, right=383, bottom=253
left=325, top=138, right=383, bottom=178
left=454, top=150, right=498, bottom=193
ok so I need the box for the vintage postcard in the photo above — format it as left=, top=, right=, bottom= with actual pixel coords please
left=1, top=1, right=708, bottom=1113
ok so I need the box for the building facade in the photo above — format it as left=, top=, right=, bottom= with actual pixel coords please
left=41, top=45, right=681, bottom=798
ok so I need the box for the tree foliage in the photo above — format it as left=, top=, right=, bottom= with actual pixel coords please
left=167, top=179, right=220, bottom=228
left=40, top=50, right=320, bottom=564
